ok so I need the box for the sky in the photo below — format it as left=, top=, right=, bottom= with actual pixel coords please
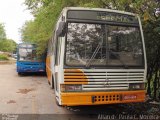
left=0, top=0, right=33, bottom=43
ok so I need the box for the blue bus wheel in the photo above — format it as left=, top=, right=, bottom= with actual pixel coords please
left=18, top=72, right=24, bottom=76
left=18, top=72, right=21, bottom=75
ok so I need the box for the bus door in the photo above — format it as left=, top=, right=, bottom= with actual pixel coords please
left=54, top=36, right=62, bottom=98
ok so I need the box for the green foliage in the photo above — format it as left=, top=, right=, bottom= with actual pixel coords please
left=21, top=21, right=36, bottom=42
left=0, top=54, right=9, bottom=61
left=0, top=22, right=16, bottom=53
left=22, top=0, right=63, bottom=55
left=22, top=0, right=159, bottom=54
left=0, top=39, right=17, bottom=52
left=143, top=17, right=160, bottom=99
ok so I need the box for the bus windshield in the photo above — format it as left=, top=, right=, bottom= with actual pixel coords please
left=18, top=44, right=39, bottom=62
left=66, top=22, right=144, bottom=68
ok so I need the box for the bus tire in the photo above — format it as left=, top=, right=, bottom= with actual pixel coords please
left=48, top=80, right=50, bottom=85
left=55, top=97, right=61, bottom=107
left=18, top=72, right=23, bottom=76
left=51, top=76, right=54, bottom=89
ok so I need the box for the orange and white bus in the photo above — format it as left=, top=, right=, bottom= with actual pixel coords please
left=46, top=7, right=147, bottom=106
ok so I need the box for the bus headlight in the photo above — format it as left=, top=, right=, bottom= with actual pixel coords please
left=129, top=83, right=145, bottom=90
left=60, top=84, right=82, bottom=92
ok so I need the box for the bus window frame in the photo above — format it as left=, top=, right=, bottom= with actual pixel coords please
left=63, top=20, right=145, bottom=69
left=17, top=44, right=40, bottom=62
left=55, top=36, right=62, bottom=66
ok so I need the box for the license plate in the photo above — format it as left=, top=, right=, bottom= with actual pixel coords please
left=123, top=95, right=137, bottom=100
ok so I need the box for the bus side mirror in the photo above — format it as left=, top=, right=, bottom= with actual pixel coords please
left=56, top=21, right=66, bottom=37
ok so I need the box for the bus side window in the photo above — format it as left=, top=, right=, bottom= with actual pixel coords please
left=51, top=31, right=55, bottom=54
left=55, top=37, right=61, bottom=65
left=49, top=40, right=52, bottom=55
left=47, top=41, right=50, bottom=55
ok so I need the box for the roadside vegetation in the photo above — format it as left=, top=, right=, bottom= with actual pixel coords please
left=0, top=23, right=17, bottom=53
left=21, top=0, right=160, bottom=101
left=0, top=54, right=9, bottom=61
left=0, top=23, right=17, bottom=62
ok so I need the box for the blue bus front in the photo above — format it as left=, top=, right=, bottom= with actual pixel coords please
left=17, top=43, right=46, bottom=74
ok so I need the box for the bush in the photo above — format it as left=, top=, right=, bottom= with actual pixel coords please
left=0, top=54, right=9, bottom=61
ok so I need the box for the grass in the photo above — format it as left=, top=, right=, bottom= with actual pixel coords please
left=0, top=54, right=9, bottom=61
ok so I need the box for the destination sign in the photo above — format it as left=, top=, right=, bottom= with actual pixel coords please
left=67, top=10, right=139, bottom=24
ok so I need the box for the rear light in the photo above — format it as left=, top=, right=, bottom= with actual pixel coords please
left=39, top=69, right=44, bottom=72
left=60, top=84, right=82, bottom=92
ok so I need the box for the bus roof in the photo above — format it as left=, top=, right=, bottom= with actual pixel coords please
left=18, top=43, right=36, bottom=48
left=18, top=43, right=35, bottom=46
left=62, top=7, right=137, bottom=17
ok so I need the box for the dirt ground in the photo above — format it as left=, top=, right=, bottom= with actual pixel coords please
left=0, top=64, right=159, bottom=120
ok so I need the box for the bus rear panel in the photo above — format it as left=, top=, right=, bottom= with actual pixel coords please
left=17, top=43, right=45, bottom=74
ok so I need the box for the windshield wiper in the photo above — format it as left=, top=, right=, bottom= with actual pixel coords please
left=109, top=51, right=129, bottom=69
left=86, top=42, right=103, bottom=68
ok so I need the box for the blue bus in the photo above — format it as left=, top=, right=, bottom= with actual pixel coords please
left=17, top=43, right=46, bottom=75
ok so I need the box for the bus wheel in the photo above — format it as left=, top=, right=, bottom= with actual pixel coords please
left=18, top=72, right=22, bottom=76
left=55, top=97, right=61, bottom=107
left=51, top=76, right=54, bottom=89
left=48, top=80, right=50, bottom=85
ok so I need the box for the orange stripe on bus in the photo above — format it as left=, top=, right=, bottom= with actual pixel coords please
left=64, top=69, right=83, bottom=73
left=64, top=69, right=88, bottom=84
left=64, top=73, right=85, bottom=76
left=46, top=56, right=52, bottom=82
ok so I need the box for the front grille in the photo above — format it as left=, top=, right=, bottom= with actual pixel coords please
left=64, top=69, right=145, bottom=91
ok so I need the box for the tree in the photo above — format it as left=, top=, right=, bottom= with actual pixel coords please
left=0, top=22, right=16, bottom=53
left=143, top=18, right=160, bottom=99
left=0, top=39, right=17, bottom=52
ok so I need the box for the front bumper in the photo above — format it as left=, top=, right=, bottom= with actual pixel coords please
left=17, top=68, right=45, bottom=72
left=61, top=90, right=146, bottom=106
